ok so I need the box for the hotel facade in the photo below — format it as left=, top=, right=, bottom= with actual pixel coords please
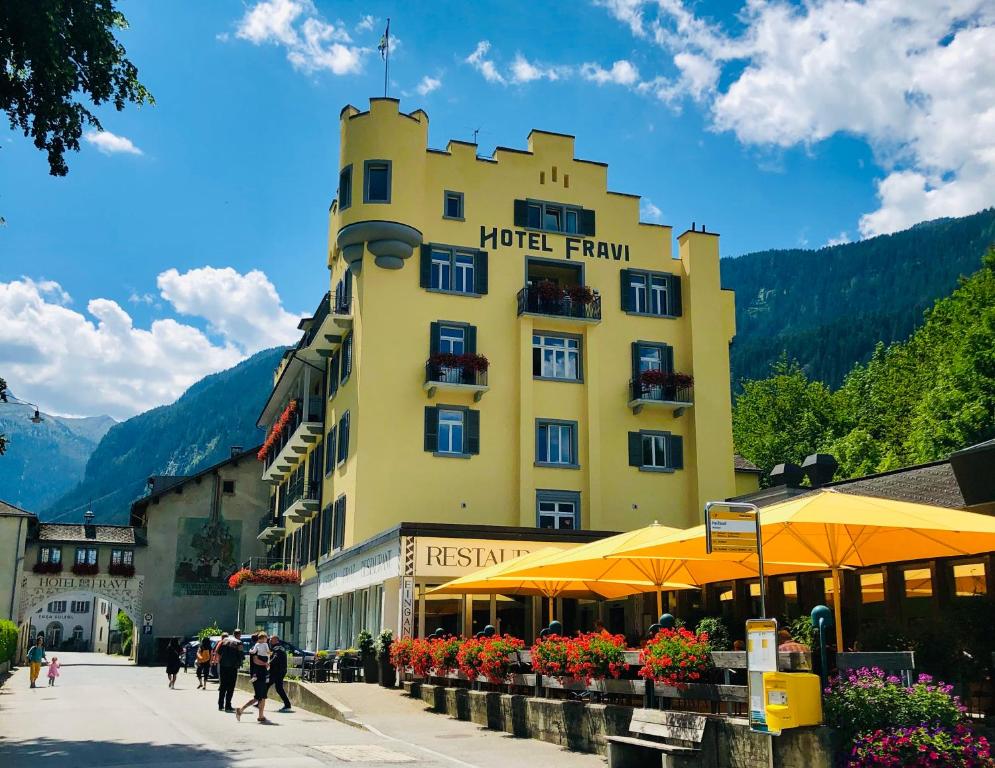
left=254, top=99, right=756, bottom=649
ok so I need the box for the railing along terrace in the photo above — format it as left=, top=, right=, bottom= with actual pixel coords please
left=240, top=556, right=292, bottom=570
left=517, top=286, right=602, bottom=321
left=257, top=513, right=279, bottom=535
left=629, top=378, right=694, bottom=405
left=264, top=408, right=303, bottom=469
left=425, top=360, right=488, bottom=388
left=301, top=292, right=331, bottom=348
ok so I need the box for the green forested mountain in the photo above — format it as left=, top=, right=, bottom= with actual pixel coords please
left=0, top=406, right=115, bottom=511
left=733, top=249, right=995, bottom=480
left=722, top=209, right=995, bottom=387
left=42, top=346, right=285, bottom=524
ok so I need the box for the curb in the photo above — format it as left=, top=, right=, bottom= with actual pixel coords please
left=234, top=673, right=366, bottom=728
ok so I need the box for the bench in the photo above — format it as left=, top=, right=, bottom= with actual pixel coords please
left=607, top=710, right=708, bottom=768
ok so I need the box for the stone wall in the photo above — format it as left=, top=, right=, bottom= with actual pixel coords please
left=402, top=681, right=834, bottom=766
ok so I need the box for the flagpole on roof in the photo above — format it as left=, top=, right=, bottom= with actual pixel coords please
left=379, top=18, right=390, bottom=98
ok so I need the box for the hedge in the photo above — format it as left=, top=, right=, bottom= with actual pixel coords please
left=0, top=619, right=18, bottom=664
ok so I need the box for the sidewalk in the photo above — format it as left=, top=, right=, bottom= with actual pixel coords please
left=301, top=680, right=607, bottom=768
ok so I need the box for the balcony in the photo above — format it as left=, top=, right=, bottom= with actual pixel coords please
left=628, top=375, right=694, bottom=416
left=261, top=396, right=325, bottom=482
left=257, top=512, right=286, bottom=543
left=424, top=355, right=489, bottom=402
left=517, top=284, right=602, bottom=323
left=284, top=480, right=321, bottom=524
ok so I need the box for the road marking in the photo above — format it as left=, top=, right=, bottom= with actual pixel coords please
left=314, top=744, right=417, bottom=762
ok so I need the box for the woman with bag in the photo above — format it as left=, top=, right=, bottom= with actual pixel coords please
left=196, top=637, right=212, bottom=689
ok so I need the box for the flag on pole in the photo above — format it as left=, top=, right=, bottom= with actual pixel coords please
left=378, top=19, right=390, bottom=60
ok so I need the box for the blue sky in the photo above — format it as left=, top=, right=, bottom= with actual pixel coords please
left=1, top=0, right=992, bottom=418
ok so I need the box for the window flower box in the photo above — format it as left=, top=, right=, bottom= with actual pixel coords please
left=227, top=567, right=300, bottom=589
left=71, top=563, right=99, bottom=576
left=32, top=561, right=63, bottom=575
left=108, top=562, right=135, bottom=577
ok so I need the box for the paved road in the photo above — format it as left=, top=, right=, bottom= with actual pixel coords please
left=0, top=652, right=605, bottom=768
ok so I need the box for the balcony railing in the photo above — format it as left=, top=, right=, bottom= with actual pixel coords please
left=300, top=292, right=331, bottom=349
left=279, top=477, right=320, bottom=515
left=517, top=285, right=602, bottom=321
left=425, top=361, right=488, bottom=388
left=262, top=397, right=323, bottom=471
left=629, top=378, right=694, bottom=405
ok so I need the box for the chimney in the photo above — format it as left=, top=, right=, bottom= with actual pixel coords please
left=802, top=453, right=839, bottom=488
left=949, top=440, right=995, bottom=507
left=83, top=508, right=96, bottom=538
left=769, top=462, right=804, bottom=488
left=230, top=445, right=244, bottom=458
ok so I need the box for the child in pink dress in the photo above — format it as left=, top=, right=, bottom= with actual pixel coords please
left=47, top=657, right=60, bottom=686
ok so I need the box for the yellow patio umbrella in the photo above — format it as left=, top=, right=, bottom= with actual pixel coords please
left=609, top=490, right=995, bottom=651
left=428, top=545, right=691, bottom=620
left=498, top=523, right=806, bottom=616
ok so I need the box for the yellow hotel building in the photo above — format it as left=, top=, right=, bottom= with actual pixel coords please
left=254, top=98, right=756, bottom=648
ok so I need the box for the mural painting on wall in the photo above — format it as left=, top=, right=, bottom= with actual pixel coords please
left=174, top=516, right=241, bottom=596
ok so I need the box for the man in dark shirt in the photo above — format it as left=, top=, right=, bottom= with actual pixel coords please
left=267, top=635, right=293, bottom=712
left=216, top=629, right=244, bottom=712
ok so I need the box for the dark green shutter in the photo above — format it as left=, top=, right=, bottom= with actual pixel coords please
left=325, top=427, right=336, bottom=473
left=580, top=209, right=596, bottom=236
left=466, top=325, right=477, bottom=354
left=670, top=275, right=682, bottom=316
left=343, top=269, right=353, bottom=307
left=341, top=334, right=353, bottom=383
left=337, top=497, right=347, bottom=548
left=669, top=435, right=684, bottom=469
left=429, top=322, right=441, bottom=354
left=420, top=244, right=432, bottom=288
left=424, top=406, right=438, bottom=452
left=532, top=345, right=541, bottom=376
left=631, top=342, right=641, bottom=380
left=628, top=432, right=642, bottom=467
left=620, top=269, right=633, bottom=311
left=513, top=200, right=528, bottom=228
left=466, top=409, right=480, bottom=455
left=475, top=251, right=488, bottom=294
left=328, top=353, right=339, bottom=397
left=340, top=412, right=350, bottom=462
left=665, top=344, right=674, bottom=373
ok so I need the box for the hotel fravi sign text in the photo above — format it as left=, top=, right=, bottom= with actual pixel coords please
left=479, top=227, right=631, bottom=262
left=414, top=537, right=573, bottom=579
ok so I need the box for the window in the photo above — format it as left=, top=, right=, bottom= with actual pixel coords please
left=951, top=561, right=986, bottom=597
left=340, top=333, right=353, bottom=385
left=48, top=601, right=67, bottom=613
left=421, top=244, right=487, bottom=295
left=515, top=199, right=594, bottom=235
left=325, top=425, right=337, bottom=474
left=320, top=504, right=333, bottom=555
left=363, top=159, right=391, bottom=203
left=443, top=191, right=464, bottom=220
left=628, top=431, right=684, bottom=471
left=328, top=351, right=340, bottom=399
left=70, top=600, right=90, bottom=613
left=621, top=269, right=681, bottom=316
left=75, top=547, right=97, bottom=565
left=533, top=333, right=581, bottom=380
left=338, top=165, right=352, bottom=210
left=536, top=491, right=580, bottom=530
left=536, top=420, right=578, bottom=467
left=222, top=480, right=235, bottom=494
left=439, top=325, right=466, bottom=354
left=39, top=546, right=61, bottom=564
left=111, top=549, right=134, bottom=566
left=631, top=341, right=674, bottom=398
left=337, top=411, right=350, bottom=465
left=424, top=406, right=480, bottom=456
left=903, top=567, right=933, bottom=599
left=860, top=571, right=885, bottom=604
left=332, top=495, right=347, bottom=550
left=72, top=625, right=84, bottom=642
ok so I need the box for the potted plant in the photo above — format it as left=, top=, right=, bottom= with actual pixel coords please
left=565, top=631, right=629, bottom=685
left=389, top=636, right=414, bottom=683
left=409, top=638, right=435, bottom=679
left=376, top=630, right=396, bottom=687
left=357, top=630, right=378, bottom=684
left=566, top=285, right=595, bottom=305
left=531, top=633, right=571, bottom=681
left=478, top=635, right=525, bottom=683
left=535, top=279, right=565, bottom=308
left=32, top=561, right=62, bottom=575
left=638, top=627, right=713, bottom=689
left=431, top=636, right=463, bottom=678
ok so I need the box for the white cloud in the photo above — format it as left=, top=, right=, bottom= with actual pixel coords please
left=0, top=269, right=301, bottom=419
left=826, top=232, right=851, bottom=247
left=510, top=54, right=567, bottom=84
left=640, top=198, right=663, bottom=222
left=599, top=0, right=995, bottom=237
left=465, top=41, right=506, bottom=85
left=128, top=291, right=155, bottom=305
left=416, top=75, right=441, bottom=96
left=356, top=14, right=376, bottom=32
left=581, top=59, right=640, bottom=86
left=84, top=130, right=142, bottom=156
left=233, top=0, right=364, bottom=76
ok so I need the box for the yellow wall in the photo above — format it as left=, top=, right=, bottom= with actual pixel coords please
left=319, top=98, right=738, bottom=548
left=734, top=469, right=762, bottom=497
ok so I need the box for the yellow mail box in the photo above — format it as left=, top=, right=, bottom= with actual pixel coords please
left=762, top=672, right=823, bottom=732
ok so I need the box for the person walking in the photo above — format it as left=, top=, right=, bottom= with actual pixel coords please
left=267, top=635, right=293, bottom=712
left=47, top=657, right=61, bottom=686
left=195, top=637, right=212, bottom=689
left=236, top=632, right=271, bottom=723
left=165, top=638, right=182, bottom=688
left=27, top=637, right=46, bottom=689
left=217, top=632, right=243, bottom=712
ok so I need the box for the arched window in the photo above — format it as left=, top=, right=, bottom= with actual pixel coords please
left=46, top=621, right=64, bottom=648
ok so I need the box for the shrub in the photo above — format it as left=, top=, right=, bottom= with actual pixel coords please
left=531, top=634, right=570, bottom=679
left=431, top=636, right=463, bottom=677
left=638, top=627, right=713, bottom=689
left=478, top=635, right=525, bottom=683
left=847, top=724, right=993, bottom=768
left=376, top=630, right=393, bottom=660
left=695, top=617, right=731, bottom=651
left=117, top=610, right=134, bottom=655
left=456, top=637, right=485, bottom=680
left=787, top=614, right=816, bottom=648
left=389, top=636, right=414, bottom=671
left=357, top=630, right=375, bottom=659
left=409, top=638, right=434, bottom=678
left=824, top=668, right=965, bottom=746
left=197, top=622, right=222, bottom=642
left=565, top=631, right=628, bottom=684
left=0, top=619, right=18, bottom=664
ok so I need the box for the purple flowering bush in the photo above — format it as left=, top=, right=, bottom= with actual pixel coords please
left=849, top=724, right=993, bottom=768
left=824, top=668, right=992, bottom=767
